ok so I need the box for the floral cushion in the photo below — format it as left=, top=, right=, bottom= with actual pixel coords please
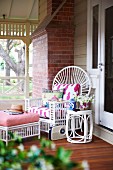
left=28, top=106, right=50, bottom=118
left=42, top=91, right=63, bottom=107
left=53, top=84, right=80, bottom=101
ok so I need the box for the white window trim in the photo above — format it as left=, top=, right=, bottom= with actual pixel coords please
left=87, top=0, right=101, bottom=75
left=87, top=0, right=101, bottom=124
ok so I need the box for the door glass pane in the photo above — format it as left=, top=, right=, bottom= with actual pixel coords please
left=92, top=5, right=99, bottom=68
left=105, top=6, right=113, bottom=112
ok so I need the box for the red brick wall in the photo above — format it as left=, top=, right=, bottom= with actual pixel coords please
left=32, top=0, right=74, bottom=97
left=47, top=27, right=74, bottom=89
left=52, top=0, right=74, bottom=25
left=47, top=0, right=74, bottom=89
left=47, top=0, right=64, bottom=15
left=52, top=0, right=63, bottom=14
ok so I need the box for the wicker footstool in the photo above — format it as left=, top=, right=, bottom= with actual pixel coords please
left=0, top=111, right=40, bottom=145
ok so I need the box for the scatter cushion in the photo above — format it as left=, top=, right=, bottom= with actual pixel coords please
left=53, top=84, right=80, bottom=101
left=28, top=106, right=50, bottom=118
left=0, top=111, right=39, bottom=127
left=42, top=90, right=63, bottom=106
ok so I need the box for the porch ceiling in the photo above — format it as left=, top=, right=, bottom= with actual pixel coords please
left=0, top=0, right=39, bottom=21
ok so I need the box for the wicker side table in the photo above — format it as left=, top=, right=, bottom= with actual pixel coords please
left=66, top=110, right=93, bottom=143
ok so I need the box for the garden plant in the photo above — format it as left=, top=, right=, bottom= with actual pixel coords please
left=0, top=134, right=87, bottom=170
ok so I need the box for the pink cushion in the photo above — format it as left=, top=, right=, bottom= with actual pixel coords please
left=0, top=111, right=39, bottom=127
left=53, top=84, right=80, bottom=100
left=28, top=107, right=50, bottom=118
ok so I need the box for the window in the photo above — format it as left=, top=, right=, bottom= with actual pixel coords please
left=92, top=5, right=99, bottom=68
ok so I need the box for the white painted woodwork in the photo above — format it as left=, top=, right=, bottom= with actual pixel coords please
left=0, top=0, right=39, bottom=20
left=0, top=20, right=39, bottom=99
left=74, top=0, right=87, bottom=69
left=0, top=76, right=32, bottom=97
left=39, top=0, right=47, bottom=23
left=0, top=21, right=38, bottom=39
left=0, top=122, right=40, bottom=145
left=99, top=0, right=113, bottom=130
left=87, top=0, right=113, bottom=131
left=93, top=124, right=113, bottom=145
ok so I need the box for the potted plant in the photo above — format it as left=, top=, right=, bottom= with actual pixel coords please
left=74, top=94, right=94, bottom=110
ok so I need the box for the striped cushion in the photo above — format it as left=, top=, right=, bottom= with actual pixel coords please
left=28, top=106, right=50, bottom=118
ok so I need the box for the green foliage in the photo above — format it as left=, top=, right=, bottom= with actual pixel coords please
left=0, top=61, right=4, bottom=70
left=0, top=136, right=84, bottom=170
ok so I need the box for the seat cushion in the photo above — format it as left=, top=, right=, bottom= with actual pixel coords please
left=53, top=84, right=80, bottom=100
left=28, top=106, right=50, bottom=118
left=0, top=111, right=39, bottom=127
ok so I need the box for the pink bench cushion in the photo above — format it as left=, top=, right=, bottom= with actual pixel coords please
left=0, top=111, right=39, bottom=127
left=28, top=107, right=50, bottom=118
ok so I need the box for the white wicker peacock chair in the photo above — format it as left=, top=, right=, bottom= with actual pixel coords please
left=52, top=66, right=91, bottom=96
left=25, top=66, right=91, bottom=136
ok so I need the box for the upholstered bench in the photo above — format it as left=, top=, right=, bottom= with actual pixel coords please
left=0, top=111, right=40, bottom=145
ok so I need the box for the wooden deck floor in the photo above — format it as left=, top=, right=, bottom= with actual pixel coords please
left=23, top=135, right=113, bottom=170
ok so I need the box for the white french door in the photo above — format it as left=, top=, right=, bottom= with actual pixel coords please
left=100, top=0, right=113, bottom=130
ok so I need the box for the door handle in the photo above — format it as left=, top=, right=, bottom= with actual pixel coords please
left=98, top=63, right=104, bottom=71
left=98, top=63, right=104, bottom=66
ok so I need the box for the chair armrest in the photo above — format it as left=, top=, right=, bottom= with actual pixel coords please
left=25, top=98, right=42, bottom=111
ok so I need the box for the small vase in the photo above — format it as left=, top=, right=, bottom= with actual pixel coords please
left=68, top=98, right=76, bottom=111
left=79, top=102, right=90, bottom=110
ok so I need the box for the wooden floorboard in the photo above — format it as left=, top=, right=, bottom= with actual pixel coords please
left=23, top=135, right=113, bottom=170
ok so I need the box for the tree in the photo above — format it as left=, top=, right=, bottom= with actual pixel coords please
left=0, top=39, right=25, bottom=91
left=0, top=39, right=25, bottom=77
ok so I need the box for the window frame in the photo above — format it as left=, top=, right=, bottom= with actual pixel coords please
left=87, top=0, right=101, bottom=74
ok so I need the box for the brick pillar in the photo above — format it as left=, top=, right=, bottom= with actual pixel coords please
left=47, top=27, right=74, bottom=89
left=47, top=0, right=64, bottom=15
left=47, top=0, right=74, bottom=89
left=32, top=32, right=48, bottom=97
left=32, top=0, right=74, bottom=97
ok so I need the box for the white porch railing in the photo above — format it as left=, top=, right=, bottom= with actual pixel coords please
left=0, top=76, right=32, bottom=98
left=0, top=21, right=38, bottom=37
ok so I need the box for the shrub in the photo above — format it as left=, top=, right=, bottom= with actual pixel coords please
left=0, top=136, right=86, bottom=170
